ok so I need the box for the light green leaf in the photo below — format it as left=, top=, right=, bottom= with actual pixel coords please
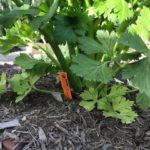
left=70, top=54, right=113, bottom=83
left=79, top=101, right=96, bottom=111
left=119, top=32, right=149, bottom=53
left=9, top=72, right=31, bottom=95
left=109, top=84, right=128, bottom=98
left=96, top=30, right=117, bottom=54
left=98, top=96, right=137, bottom=124
left=136, top=93, right=150, bottom=110
left=123, top=57, right=150, bottom=96
left=94, top=0, right=133, bottom=23
left=9, top=72, right=40, bottom=102
left=0, top=73, right=6, bottom=94
left=129, top=7, right=150, bottom=40
left=80, top=87, right=98, bottom=101
left=78, top=37, right=103, bottom=54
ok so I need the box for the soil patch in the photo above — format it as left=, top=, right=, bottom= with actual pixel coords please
left=0, top=65, right=150, bottom=150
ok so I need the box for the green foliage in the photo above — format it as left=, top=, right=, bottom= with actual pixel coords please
left=0, top=4, right=39, bottom=27
left=119, top=32, right=149, bottom=53
left=0, top=20, right=38, bottom=54
left=130, top=7, right=150, bottom=40
left=136, top=93, right=150, bottom=110
left=9, top=72, right=40, bottom=102
left=123, top=57, right=150, bottom=97
left=15, top=54, right=51, bottom=76
left=80, top=87, right=98, bottom=111
left=0, top=0, right=150, bottom=124
left=98, top=85, right=137, bottom=124
left=0, top=72, right=6, bottom=94
left=30, top=0, right=58, bottom=30
left=94, top=0, right=133, bottom=23
left=80, top=85, right=137, bottom=124
left=71, top=54, right=113, bottom=83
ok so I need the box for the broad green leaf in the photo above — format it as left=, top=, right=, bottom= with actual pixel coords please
left=30, top=0, right=58, bottom=30
left=78, top=37, right=103, bottom=54
left=0, top=73, right=6, bottom=94
left=15, top=54, right=39, bottom=69
left=123, top=57, right=150, bottom=96
left=70, top=54, right=113, bottom=83
left=136, top=93, right=150, bottom=110
left=98, top=96, right=137, bottom=124
left=96, top=30, right=117, bottom=54
left=54, top=16, right=78, bottom=44
left=119, top=32, right=149, bottom=53
left=79, top=101, right=96, bottom=111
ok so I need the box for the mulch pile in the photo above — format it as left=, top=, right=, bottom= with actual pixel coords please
left=0, top=64, right=150, bottom=150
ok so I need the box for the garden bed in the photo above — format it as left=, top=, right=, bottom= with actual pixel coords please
left=0, top=65, right=150, bottom=150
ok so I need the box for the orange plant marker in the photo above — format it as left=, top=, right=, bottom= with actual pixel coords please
left=59, top=72, right=72, bottom=101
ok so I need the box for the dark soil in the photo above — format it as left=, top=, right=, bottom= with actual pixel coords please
left=0, top=65, right=150, bottom=150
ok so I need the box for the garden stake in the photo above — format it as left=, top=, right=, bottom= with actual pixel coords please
left=59, top=72, right=72, bottom=101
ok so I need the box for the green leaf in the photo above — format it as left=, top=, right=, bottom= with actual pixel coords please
left=9, top=72, right=40, bottom=102
left=30, top=0, right=58, bottom=30
left=0, top=7, right=39, bottom=27
left=79, top=101, right=96, bottom=111
left=70, top=54, right=113, bottom=83
left=119, top=32, right=149, bottom=53
left=94, top=0, right=133, bottom=23
left=54, top=16, right=78, bottom=44
left=98, top=96, right=137, bottom=124
left=14, top=54, right=39, bottom=69
left=9, top=72, right=31, bottom=95
left=80, top=87, right=98, bottom=101
left=96, top=30, right=117, bottom=54
left=0, top=73, right=6, bottom=94
left=78, top=37, right=103, bottom=54
left=129, top=7, right=150, bottom=40
left=123, top=57, right=150, bottom=96
left=109, top=84, right=128, bottom=98
left=136, top=93, right=150, bottom=110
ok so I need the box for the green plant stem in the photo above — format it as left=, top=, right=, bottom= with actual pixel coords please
left=85, top=0, right=91, bottom=8
left=32, top=45, right=60, bottom=67
left=12, top=0, right=22, bottom=7
left=40, top=26, right=82, bottom=92
left=126, top=89, right=139, bottom=93
left=33, top=86, right=58, bottom=94
left=68, top=0, right=73, bottom=6
left=68, top=43, right=75, bottom=58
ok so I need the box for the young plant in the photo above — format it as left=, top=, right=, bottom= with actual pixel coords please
left=0, top=0, right=149, bottom=124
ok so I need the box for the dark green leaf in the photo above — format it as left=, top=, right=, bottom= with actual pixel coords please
left=70, top=54, right=113, bottom=83
left=123, top=57, right=150, bottom=96
left=78, top=37, right=103, bottom=54
left=14, top=54, right=39, bottom=69
left=119, top=32, right=149, bottom=53
left=136, top=93, right=150, bottom=110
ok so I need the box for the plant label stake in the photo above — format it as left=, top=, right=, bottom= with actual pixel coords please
left=59, top=72, right=72, bottom=101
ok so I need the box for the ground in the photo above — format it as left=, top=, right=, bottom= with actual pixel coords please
left=0, top=65, right=150, bottom=150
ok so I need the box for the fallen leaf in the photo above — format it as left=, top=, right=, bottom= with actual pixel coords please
left=0, top=119, right=20, bottom=129
left=51, top=92, right=63, bottom=102
left=2, top=139, right=16, bottom=150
